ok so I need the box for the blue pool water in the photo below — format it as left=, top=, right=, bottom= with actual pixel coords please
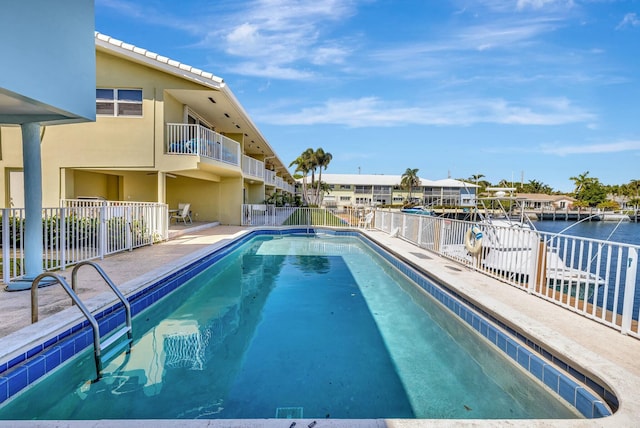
left=0, top=233, right=592, bottom=419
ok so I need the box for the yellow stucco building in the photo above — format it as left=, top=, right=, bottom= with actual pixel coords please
left=0, top=32, right=294, bottom=226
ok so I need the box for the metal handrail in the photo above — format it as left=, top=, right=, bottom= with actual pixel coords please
left=31, top=273, right=102, bottom=379
left=72, top=261, right=132, bottom=335
left=31, top=261, right=133, bottom=380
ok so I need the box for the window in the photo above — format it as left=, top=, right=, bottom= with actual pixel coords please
left=97, top=88, right=143, bottom=116
left=340, top=196, right=351, bottom=201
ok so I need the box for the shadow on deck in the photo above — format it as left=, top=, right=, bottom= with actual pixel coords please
left=168, top=221, right=221, bottom=240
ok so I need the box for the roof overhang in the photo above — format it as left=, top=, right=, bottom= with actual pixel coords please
left=95, top=32, right=292, bottom=183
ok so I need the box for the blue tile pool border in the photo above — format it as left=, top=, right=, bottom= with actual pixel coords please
left=0, top=228, right=615, bottom=419
left=355, top=231, right=615, bottom=418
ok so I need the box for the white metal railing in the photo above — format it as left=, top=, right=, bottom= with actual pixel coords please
left=241, top=205, right=373, bottom=228
left=264, top=169, right=276, bottom=186
left=242, top=155, right=265, bottom=180
left=374, top=210, right=640, bottom=339
left=1, top=201, right=168, bottom=285
left=282, top=181, right=295, bottom=193
left=166, top=123, right=240, bottom=166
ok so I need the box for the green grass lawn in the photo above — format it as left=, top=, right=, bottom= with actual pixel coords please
left=282, top=209, right=349, bottom=227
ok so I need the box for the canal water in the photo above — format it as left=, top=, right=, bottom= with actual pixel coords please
left=534, top=220, right=640, bottom=246
left=534, top=220, right=640, bottom=317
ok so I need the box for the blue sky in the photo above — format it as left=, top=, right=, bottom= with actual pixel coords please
left=95, top=0, right=640, bottom=192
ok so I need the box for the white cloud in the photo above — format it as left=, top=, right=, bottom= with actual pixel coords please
left=541, top=140, right=640, bottom=156
left=210, top=0, right=358, bottom=77
left=227, top=62, right=315, bottom=80
left=617, top=13, right=640, bottom=30
left=516, top=0, right=574, bottom=11
left=472, top=0, right=574, bottom=13
left=256, top=96, right=594, bottom=127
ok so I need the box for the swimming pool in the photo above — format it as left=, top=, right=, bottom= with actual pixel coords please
left=0, top=229, right=613, bottom=420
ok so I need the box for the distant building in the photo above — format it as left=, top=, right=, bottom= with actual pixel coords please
left=304, top=173, right=477, bottom=209
left=515, top=193, right=576, bottom=211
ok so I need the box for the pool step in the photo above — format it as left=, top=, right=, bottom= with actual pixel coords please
left=100, top=326, right=133, bottom=363
left=275, top=407, right=304, bottom=418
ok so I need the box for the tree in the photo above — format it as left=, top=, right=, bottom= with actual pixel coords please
left=569, top=171, right=593, bottom=196
left=289, top=147, right=332, bottom=206
left=289, top=148, right=315, bottom=205
left=313, top=148, right=332, bottom=205
left=469, top=173, right=485, bottom=185
left=569, top=171, right=606, bottom=207
left=621, top=179, right=640, bottom=209
left=521, top=179, right=553, bottom=194
left=400, top=168, right=421, bottom=204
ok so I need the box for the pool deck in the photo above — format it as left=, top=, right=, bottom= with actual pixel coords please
left=1, top=223, right=640, bottom=427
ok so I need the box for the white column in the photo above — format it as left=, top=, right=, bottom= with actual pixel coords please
left=6, top=122, right=46, bottom=290
left=22, top=122, right=44, bottom=278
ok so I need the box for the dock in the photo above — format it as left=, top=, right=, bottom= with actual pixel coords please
left=433, top=207, right=640, bottom=222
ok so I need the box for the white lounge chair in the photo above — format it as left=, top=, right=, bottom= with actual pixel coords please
left=359, top=212, right=374, bottom=229
left=178, top=203, right=193, bottom=223
left=171, top=203, right=192, bottom=225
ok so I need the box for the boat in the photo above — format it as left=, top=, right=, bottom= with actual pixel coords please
left=401, top=206, right=435, bottom=216
left=598, top=212, right=631, bottom=222
left=443, top=188, right=605, bottom=296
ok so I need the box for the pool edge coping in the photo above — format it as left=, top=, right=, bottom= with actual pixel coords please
left=1, top=226, right=638, bottom=426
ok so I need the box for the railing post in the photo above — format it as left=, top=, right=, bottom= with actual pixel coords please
left=126, top=206, right=133, bottom=251
left=99, top=205, right=107, bottom=259
left=2, top=209, right=9, bottom=285
left=621, top=247, right=638, bottom=335
left=60, top=207, right=67, bottom=269
left=528, top=237, right=544, bottom=294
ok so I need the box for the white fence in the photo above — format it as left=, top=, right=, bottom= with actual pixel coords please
left=241, top=205, right=372, bottom=228
left=375, top=210, right=640, bottom=339
left=1, top=201, right=168, bottom=285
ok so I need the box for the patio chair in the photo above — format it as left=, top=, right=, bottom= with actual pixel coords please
left=171, top=203, right=192, bottom=225
left=178, top=203, right=193, bottom=223
left=359, top=211, right=374, bottom=229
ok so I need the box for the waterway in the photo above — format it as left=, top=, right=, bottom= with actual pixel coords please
left=534, top=220, right=640, bottom=246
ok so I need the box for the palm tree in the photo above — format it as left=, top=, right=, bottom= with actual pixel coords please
left=520, top=179, right=553, bottom=194
left=314, top=148, right=332, bottom=205
left=289, top=148, right=315, bottom=205
left=569, top=171, right=593, bottom=196
left=400, top=168, right=421, bottom=204
left=469, top=173, right=485, bottom=185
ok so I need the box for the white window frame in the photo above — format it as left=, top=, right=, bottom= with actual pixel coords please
left=96, top=88, right=143, bottom=117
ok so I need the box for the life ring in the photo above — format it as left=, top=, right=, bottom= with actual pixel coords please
left=464, top=225, right=483, bottom=255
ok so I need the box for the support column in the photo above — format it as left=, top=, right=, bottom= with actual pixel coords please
left=6, top=122, right=49, bottom=291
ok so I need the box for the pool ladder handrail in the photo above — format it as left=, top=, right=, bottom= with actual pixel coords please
left=31, top=261, right=133, bottom=381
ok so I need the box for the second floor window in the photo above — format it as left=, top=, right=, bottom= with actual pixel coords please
left=97, top=88, right=143, bottom=117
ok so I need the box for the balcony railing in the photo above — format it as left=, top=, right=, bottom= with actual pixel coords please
left=166, top=123, right=240, bottom=166
left=167, top=124, right=294, bottom=192
left=242, top=155, right=265, bottom=180
left=264, top=169, right=276, bottom=186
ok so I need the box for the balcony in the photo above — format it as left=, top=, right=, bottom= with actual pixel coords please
left=264, top=169, right=276, bottom=186
left=166, top=123, right=240, bottom=166
left=242, top=154, right=265, bottom=180
left=166, top=124, right=295, bottom=193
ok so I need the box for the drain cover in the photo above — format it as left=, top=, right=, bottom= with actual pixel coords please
left=276, top=407, right=304, bottom=418
left=410, top=252, right=432, bottom=260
